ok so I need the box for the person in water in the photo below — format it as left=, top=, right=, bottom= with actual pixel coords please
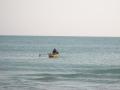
left=52, top=48, right=59, bottom=54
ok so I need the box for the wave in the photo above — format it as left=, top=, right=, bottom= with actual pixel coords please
left=24, top=68, right=120, bottom=83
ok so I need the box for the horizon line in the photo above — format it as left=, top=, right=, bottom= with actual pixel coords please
left=0, top=34, right=120, bottom=38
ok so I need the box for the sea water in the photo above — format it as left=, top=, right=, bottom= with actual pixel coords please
left=0, top=36, right=120, bottom=90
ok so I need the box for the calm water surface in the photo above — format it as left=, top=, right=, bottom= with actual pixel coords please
left=0, top=36, right=120, bottom=90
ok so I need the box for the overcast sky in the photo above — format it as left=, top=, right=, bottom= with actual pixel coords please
left=0, top=0, right=120, bottom=36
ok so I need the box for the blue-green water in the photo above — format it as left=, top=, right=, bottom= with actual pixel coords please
left=0, top=36, right=120, bottom=90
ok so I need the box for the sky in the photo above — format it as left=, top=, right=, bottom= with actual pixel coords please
left=0, top=0, right=120, bottom=36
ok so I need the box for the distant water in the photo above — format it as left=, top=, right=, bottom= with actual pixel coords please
left=0, top=36, right=120, bottom=90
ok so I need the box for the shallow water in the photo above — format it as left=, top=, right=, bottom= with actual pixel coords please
left=0, top=36, right=120, bottom=90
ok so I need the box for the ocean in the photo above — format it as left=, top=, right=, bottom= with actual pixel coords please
left=0, top=36, right=120, bottom=90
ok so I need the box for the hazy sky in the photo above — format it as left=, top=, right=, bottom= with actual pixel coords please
left=0, top=0, right=120, bottom=36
